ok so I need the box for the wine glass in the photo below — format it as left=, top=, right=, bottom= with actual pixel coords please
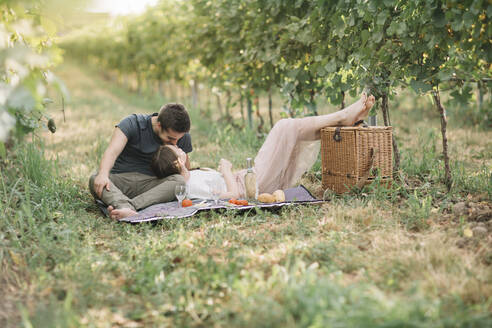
left=175, top=184, right=187, bottom=208
left=208, top=180, right=221, bottom=205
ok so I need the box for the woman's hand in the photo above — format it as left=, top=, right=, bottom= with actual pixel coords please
left=177, top=156, right=190, bottom=181
left=177, top=156, right=186, bottom=170
left=218, top=158, right=233, bottom=173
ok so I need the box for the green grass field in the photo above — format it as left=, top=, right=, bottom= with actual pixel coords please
left=1, top=62, right=491, bottom=327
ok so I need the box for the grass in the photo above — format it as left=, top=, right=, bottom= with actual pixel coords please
left=0, top=61, right=491, bottom=327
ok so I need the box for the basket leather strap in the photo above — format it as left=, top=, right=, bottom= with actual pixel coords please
left=355, top=147, right=378, bottom=189
left=353, top=120, right=367, bottom=127
left=333, top=127, right=342, bottom=141
left=333, top=120, right=369, bottom=142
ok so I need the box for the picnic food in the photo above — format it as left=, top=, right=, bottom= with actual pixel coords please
left=229, top=198, right=249, bottom=206
left=182, top=199, right=193, bottom=207
left=258, top=191, right=284, bottom=203
left=257, top=193, right=276, bottom=203
left=273, top=189, right=285, bottom=202
left=237, top=199, right=248, bottom=206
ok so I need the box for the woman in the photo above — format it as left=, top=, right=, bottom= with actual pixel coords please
left=152, top=93, right=376, bottom=200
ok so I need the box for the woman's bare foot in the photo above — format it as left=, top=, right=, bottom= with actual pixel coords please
left=107, top=206, right=137, bottom=220
left=339, top=92, right=367, bottom=126
left=338, top=93, right=376, bottom=126
left=355, top=94, right=375, bottom=123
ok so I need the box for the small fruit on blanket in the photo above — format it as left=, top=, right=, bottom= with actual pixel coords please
left=182, top=199, right=193, bottom=207
left=257, top=193, right=276, bottom=203
left=228, top=198, right=248, bottom=206
left=273, top=190, right=285, bottom=202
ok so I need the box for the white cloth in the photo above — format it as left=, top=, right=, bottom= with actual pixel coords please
left=186, top=169, right=227, bottom=199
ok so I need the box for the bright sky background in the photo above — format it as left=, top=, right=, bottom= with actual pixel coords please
left=88, top=0, right=159, bottom=15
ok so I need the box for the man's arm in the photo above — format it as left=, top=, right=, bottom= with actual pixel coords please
left=93, top=128, right=128, bottom=198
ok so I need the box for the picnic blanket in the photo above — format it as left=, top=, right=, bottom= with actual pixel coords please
left=96, top=185, right=322, bottom=223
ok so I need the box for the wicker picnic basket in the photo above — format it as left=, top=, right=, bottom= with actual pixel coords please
left=320, top=125, right=393, bottom=193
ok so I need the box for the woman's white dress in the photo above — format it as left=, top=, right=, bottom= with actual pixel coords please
left=254, top=118, right=320, bottom=193
left=186, top=169, right=227, bottom=199
left=187, top=118, right=320, bottom=199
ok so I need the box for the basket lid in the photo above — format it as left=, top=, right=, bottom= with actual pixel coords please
left=321, top=126, right=392, bottom=132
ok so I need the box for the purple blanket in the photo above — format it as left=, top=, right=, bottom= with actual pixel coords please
left=115, top=185, right=322, bottom=223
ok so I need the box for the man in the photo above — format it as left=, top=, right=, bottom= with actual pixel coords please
left=89, top=103, right=192, bottom=220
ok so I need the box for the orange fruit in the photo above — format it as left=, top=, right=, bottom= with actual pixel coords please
left=229, top=198, right=237, bottom=204
left=182, top=199, right=193, bottom=207
left=237, top=199, right=248, bottom=206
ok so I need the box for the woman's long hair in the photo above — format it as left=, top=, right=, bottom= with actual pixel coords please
left=151, top=146, right=181, bottom=178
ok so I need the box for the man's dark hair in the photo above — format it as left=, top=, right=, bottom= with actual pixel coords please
left=151, top=146, right=181, bottom=178
left=157, top=103, right=190, bottom=133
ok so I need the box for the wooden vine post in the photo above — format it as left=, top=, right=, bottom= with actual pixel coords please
left=477, top=81, right=484, bottom=113
left=268, top=89, right=273, bottom=128
left=381, top=94, right=400, bottom=173
left=191, top=79, right=199, bottom=110
left=246, top=94, right=253, bottom=129
left=239, top=94, right=245, bottom=125
left=215, top=92, right=224, bottom=119
left=225, top=90, right=232, bottom=122
left=309, top=89, right=318, bottom=116
left=432, top=88, right=452, bottom=190
left=254, top=96, right=264, bottom=134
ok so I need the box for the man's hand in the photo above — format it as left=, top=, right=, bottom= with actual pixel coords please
left=94, top=173, right=111, bottom=198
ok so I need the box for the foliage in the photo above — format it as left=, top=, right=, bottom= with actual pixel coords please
left=0, top=1, right=68, bottom=148
left=62, top=0, right=491, bottom=116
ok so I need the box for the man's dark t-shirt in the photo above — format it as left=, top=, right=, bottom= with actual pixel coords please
left=111, top=113, right=192, bottom=176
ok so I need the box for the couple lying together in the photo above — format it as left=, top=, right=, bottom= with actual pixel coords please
left=90, top=94, right=375, bottom=220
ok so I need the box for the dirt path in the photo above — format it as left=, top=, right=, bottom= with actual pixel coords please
left=41, top=63, right=154, bottom=182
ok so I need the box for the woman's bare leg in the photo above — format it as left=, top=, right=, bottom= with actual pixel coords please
left=297, top=93, right=375, bottom=140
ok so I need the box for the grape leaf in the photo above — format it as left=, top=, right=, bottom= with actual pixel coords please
left=410, top=80, right=432, bottom=94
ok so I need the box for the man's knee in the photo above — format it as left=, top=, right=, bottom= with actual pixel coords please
left=136, top=174, right=186, bottom=207
left=158, top=173, right=185, bottom=185
left=88, top=172, right=98, bottom=198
